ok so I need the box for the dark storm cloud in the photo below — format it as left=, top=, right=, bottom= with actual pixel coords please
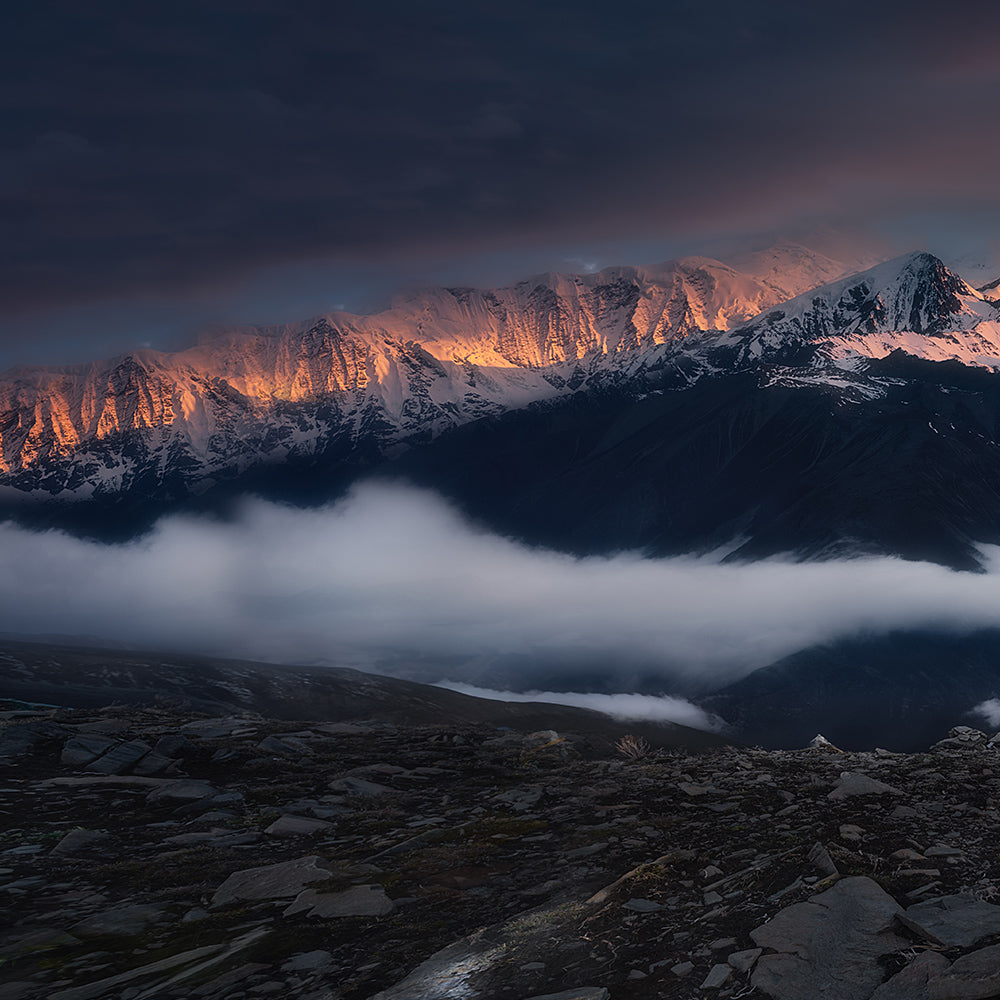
left=4, top=0, right=1000, bottom=319
left=4, top=483, right=1000, bottom=710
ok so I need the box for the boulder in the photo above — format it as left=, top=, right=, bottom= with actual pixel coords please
left=751, top=877, right=907, bottom=1000
left=265, top=815, right=335, bottom=837
left=61, top=735, right=116, bottom=767
left=870, top=951, right=951, bottom=1000
left=146, top=780, right=218, bottom=803
left=211, top=855, right=333, bottom=907
left=927, top=944, right=1000, bottom=1000
left=897, top=894, right=1000, bottom=948
left=84, top=740, right=153, bottom=775
left=51, top=829, right=112, bottom=856
left=283, top=884, right=395, bottom=918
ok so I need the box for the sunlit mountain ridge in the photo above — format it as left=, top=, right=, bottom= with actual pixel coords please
left=0, top=244, right=856, bottom=490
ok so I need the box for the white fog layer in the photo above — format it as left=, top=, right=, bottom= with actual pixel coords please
left=3, top=481, right=1000, bottom=689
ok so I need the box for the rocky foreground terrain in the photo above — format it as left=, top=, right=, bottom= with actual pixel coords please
left=2, top=707, right=1000, bottom=1000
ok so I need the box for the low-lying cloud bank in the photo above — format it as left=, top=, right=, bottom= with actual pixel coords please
left=435, top=683, right=724, bottom=732
left=3, top=481, right=1000, bottom=691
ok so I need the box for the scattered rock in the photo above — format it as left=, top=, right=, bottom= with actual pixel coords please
left=281, top=950, right=333, bottom=971
left=828, top=772, right=904, bottom=799
left=61, top=734, right=116, bottom=767
left=807, top=841, right=838, bottom=876
left=8, top=702, right=1000, bottom=1000
left=50, top=829, right=112, bottom=855
left=145, top=779, right=218, bottom=803
left=264, top=814, right=335, bottom=836
left=728, top=947, right=762, bottom=973
left=700, top=963, right=732, bottom=988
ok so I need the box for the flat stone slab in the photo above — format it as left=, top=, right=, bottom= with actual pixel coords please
left=265, top=815, right=335, bottom=837
left=212, top=855, right=333, bottom=907
left=828, top=772, right=904, bottom=799
left=281, top=950, right=333, bottom=971
left=85, top=740, right=152, bottom=775
left=146, top=780, right=219, bottom=803
left=623, top=898, right=664, bottom=912
left=258, top=735, right=313, bottom=757
left=898, top=894, right=1000, bottom=948
left=314, top=723, right=375, bottom=735
left=751, top=876, right=907, bottom=1000
left=42, top=775, right=174, bottom=788
left=61, top=734, right=116, bottom=766
left=47, top=926, right=268, bottom=1000
left=284, top=884, right=395, bottom=918
left=179, top=718, right=258, bottom=738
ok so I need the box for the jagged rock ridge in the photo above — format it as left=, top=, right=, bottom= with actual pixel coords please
left=0, top=255, right=796, bottom=496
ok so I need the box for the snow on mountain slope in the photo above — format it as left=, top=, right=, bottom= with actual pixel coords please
left=3, top=247, right=998, bottom=503
left=0, top=257, right=792, bottom=491
left=725, top=240, right=875, bottom=300
left=730, top=252, right=1000, bottom=370
left=980, top=275, right=1000, bottom=299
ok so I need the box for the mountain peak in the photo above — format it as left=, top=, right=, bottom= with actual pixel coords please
left=732, top=251, right=1000, bottom=370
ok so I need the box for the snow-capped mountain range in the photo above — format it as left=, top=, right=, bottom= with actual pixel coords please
left=0, top=247, right=832, bottom=494
left=2, top=244, right=997, bottom=499
left=5, top=242, right=1000, bottom=569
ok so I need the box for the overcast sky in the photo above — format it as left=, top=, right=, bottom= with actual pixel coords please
left=4, top=0, right=1000, bottom=367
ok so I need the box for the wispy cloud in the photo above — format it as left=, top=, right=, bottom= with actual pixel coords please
left=971, top=700, right=1000, bottom=730
left=3, top=481, right=1000, bottom=692
left=435, top=682, right=724, bottom=731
